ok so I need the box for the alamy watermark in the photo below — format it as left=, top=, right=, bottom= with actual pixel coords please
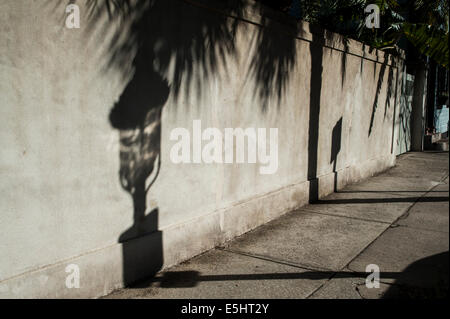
left=169, top=120, right=279, bottom=175
left=65, top=264, right=80, bottom=289
left=65, top=4, right=80, bottom=29
left=365, top=4, right=380, bottom=29
left=365, top=264, right=380, bottom=288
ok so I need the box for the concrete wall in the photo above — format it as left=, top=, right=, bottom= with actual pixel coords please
left=0, top=0, right=403, bottom=298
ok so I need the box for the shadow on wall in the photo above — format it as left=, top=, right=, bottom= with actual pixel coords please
left=368, top=56, right=396, bottom=137
left=61, top=0, right=303, bottom=287
left=56, top=0, right=392, bottom=288
left=331, top=117, right=342, bottom=192
left=76, top=0, right=302, bottom=107
left=110, top=51, right=169, bottom=285
left=307, top=26, right=325, bottom=203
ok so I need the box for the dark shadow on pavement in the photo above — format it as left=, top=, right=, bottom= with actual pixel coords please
left=129, top=251, right=448, bottom=299
left=382, top=251, right=449, bottom=299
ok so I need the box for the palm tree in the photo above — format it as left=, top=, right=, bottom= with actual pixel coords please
left=374, top=0, right=448, bottom=68
left=282, top=0, right=448, bottom=67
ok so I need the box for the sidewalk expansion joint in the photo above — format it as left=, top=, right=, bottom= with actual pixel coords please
left=396, top=181, right=448, bottom=222
left=342, top=179, right=448, bottom=277
left=297, top=208, right=392, bottom=225
left=391, top=223, right=449, bottom=234
left=220, top=247, right=335, bottom=274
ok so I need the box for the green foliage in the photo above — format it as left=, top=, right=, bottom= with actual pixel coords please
left=402, top=23, right=449, bottom=68
left=284, top=0, right=448, bottom=68
left=377, top=0, right=449, bottom=68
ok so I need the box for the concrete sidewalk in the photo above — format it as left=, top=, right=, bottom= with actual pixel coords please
left=106, top=152, right=449, bottom=299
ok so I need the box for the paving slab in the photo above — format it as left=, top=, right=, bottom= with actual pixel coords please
left=357, top=281, right=449, bottom=299
left=106, top=152, right=449, bottom=299
left=393, top=179, right=449, bottom=232
left=301, top=191, right=416, bottom=223
left=308, top=268, right=365, bottom=299
left=348, top=226, right=449, bottom=290
left=434, top=181, right=449, bottom=190
left=356, top=282, right=399, bottom=299
left=343, top=176, right=442, bottom=194
left=105, top=249, right=331, bottom=299
left=342, top=153, right=448, bottom=194
left=389, top=152, right=449, bottom=178
left=226, top=210, right=389, bottom=271
left=396, top=200, right=449, bottom=233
